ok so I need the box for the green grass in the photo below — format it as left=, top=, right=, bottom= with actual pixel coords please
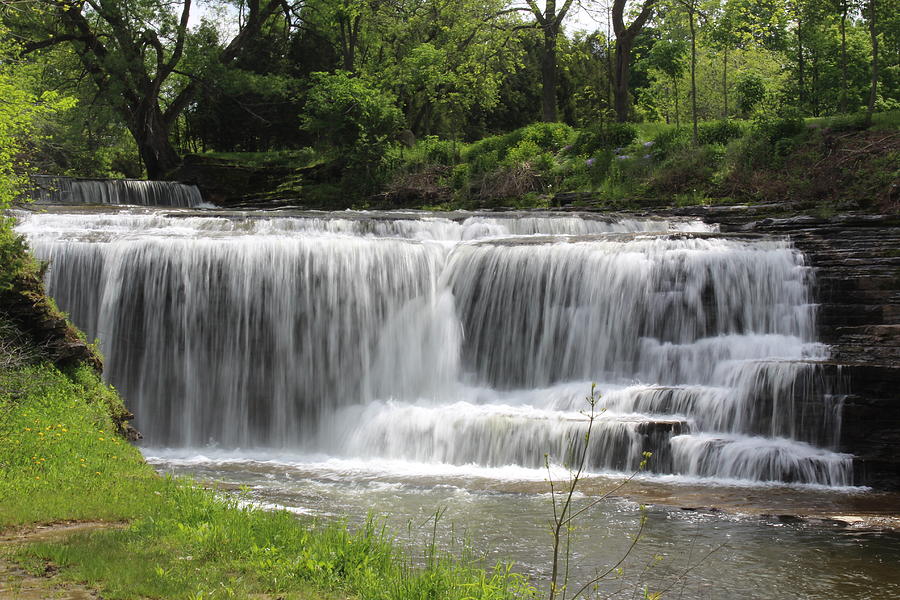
left=199, top=149, right=320, bottom=169
left=805, top=110, right=900, bottom=131
left=0, top=362, right=536, bottom=600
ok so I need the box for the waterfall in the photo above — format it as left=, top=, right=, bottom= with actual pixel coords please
left=27, top=175, right=204, bottom=207
left=15, top=208, right=853, bottom=486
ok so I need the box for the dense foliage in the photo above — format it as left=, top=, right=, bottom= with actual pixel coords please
left=0, top=0, right=895, bottom=183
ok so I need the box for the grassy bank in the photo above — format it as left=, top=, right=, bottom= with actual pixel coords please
left=0, top=360, right=535, bottom=600
left=375, top=110, right=899, bottom=212
left=167, top=111, right=898, bottom=213
left=0, top=226, right=536, bottom=600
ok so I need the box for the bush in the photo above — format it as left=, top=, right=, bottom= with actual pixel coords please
left=572, top=122, right=637, bottom=155
left=0, top=220, right=30, bottom=292
left=651, top=127, right=691, bottom=160
left=822, top=113, right=870, bottom=133
left=752, top=114, right=805, bottom=144
left=698, top=120, right=745, bottom=146
left=465, top=123, right=574, bottom=175
left=650, top=145, right=722, bottom=193
left=420, top=136, right=459, bottom=166
left=516, top=122, right=575, bottom=151
left=735, top=74, right=765, bottom=117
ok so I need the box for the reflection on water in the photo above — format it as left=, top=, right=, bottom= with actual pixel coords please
left=147, top=450, right=900, bottom=600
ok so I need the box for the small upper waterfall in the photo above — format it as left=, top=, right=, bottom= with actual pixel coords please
left=15, top=207, right=853, bottom=487
left=27, top=175, right=204, bottom=207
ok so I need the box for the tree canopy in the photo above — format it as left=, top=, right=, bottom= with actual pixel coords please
left=0, top=0, right=896, bottom=179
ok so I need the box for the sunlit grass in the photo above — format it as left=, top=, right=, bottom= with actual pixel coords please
left=0, top=363, right=536, bottom=600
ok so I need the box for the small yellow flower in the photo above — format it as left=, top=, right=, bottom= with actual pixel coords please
left=24, top=427, right=31, bottom=431
left=98, top=437, right=105, bottom=441
left=95, top=471, right=101, bottom=475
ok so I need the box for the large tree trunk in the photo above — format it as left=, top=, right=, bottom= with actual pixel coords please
left=613, top=35, right=635, bottom=122
left=541, top=27, right=559, bottom=122
left=611, top=0, right=656, bottom=123
left=130, top=107, right=182, bottom=180
left=339, top=13, right=361, bottom=72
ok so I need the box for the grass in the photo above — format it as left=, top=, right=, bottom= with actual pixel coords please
left=0, top=361, right=537, bottom=600
left=379, top=110, right=898, bottom=214
left=199, top=149, right=320, bottom=169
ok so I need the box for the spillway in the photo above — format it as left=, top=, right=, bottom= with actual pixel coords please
left=15, top=207, right=853, bottom=486
left=27, top=175, right=204, bottom=207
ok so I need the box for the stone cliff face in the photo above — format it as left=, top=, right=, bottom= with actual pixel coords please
left=712, top=212, right=899, bottom=490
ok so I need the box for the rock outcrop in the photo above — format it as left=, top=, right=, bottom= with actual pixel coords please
left=0, top=266, right=102, bottom=373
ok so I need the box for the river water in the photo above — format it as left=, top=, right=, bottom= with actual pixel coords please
left=14, top=204, right=900, bottom=599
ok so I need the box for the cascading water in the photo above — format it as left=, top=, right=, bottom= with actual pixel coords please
left=28, top=175, right=204, bottom=207
left=15, top=207, right=853, bottom=486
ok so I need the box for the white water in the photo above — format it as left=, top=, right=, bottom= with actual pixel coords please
left=15, top=207, right=854, bottom=486
left=28, top=176, right=204, bottom=207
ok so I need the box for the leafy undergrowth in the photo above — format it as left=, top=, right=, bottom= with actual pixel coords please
left=377, top=111, right=899, bottom=213
left=0, top=363, right=535, bottom=600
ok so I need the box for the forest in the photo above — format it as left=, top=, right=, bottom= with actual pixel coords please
left=1, top=0, right=898, bottom=209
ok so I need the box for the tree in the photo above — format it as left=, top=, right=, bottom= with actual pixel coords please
left=709, top=0, right=740, bottom=118
left=865, top=0, right=878, bottom=124
left=525, top=0, right=578, bottom=122
left=674, top=0, right=702, bottom=143
left=612, top=0, right=658, bottom=122
left=837, top=0, right=854, bottom=112
left=0, top=25, right=74, bottom=205
left=647, top=38, right=688, bottom=125
left=303, top=70, right=402, bottom=189
left=7, top=0, right=291, bottom=178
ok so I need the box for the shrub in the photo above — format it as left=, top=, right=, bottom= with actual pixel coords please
left=698, top=120, right=745, bottom=146
left=0, top=220, right=30, bottom=292
left=651, top=127, right=691, bottom=160
left=465, top=123, right=574, bottom=175
left=516, top=122, right=575, bottom=152
left=735, top=73, right=765, bottom=117
left=752, top=114, right=805, bottom=144
left=449, top=163, right=471, bottom=190
left=420, top=136, right=459, bottom=166
left=572, top=122, right=637, bottom=155
left=650, top=145, right=722, bottom=193
left=822, top=113, right=870, bottom=133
